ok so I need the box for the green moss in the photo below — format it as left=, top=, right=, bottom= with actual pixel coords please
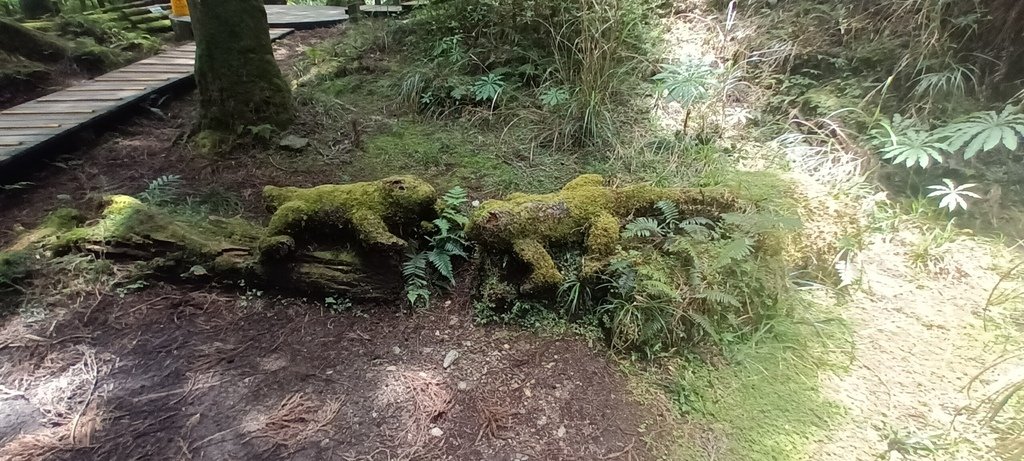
left=263, top=176, right=437, bottom=248
left=670, top=300, right=847, bottom=460
left=191, top=0, right=294, bottom=134
left=0, top=251, right=30, bottom=288
left=56, top=195, right=263, bottom=259
left=468, top=175, right=737, bottom=289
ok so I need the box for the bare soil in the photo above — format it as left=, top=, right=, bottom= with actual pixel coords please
left=0, top=29, right=670, bottom=461
left=0, top=286, right=661, bottom=460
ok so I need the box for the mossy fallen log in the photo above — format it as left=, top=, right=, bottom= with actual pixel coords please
left=0, top=17, right=70, bottom=62
left=467, top=174, right=738, bottom=289
left=3, top=175, right=750, bottom=303
left=37, top=196, right=402, bottom=299
left=136, top=20, right=172, bottom=33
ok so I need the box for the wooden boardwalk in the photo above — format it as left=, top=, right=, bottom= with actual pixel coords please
left=0, top=28, right=294, bottom=170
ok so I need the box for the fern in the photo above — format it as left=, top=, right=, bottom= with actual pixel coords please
left=402, top=252, right=430, bottom=308
left=656, top=200, right=681, bottom=226
left=939, top=106, right=1024, bottom=159
left=427, top=250, right=455, bottom=285
left=622, top=217, right=661, bottom=239
left=138, top=174, right=183, bottom=205
left=402, top=186, right=473, bottom=306
left=715, top=237, right=753, bottom=267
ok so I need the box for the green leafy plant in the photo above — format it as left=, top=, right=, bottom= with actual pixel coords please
left=472, top=73, right=505, bottom=103
left=137, top=175, right=183, bottom=206
left=926, top=179, right=980, bottom=211
left=940, top=105, right=1024, bottom=159
left=539, top=86, right=571, bottom=108
left=878, top=128, right=948, bottom=168
left=654, top=58, right=719, bottom=108
left=402, top=186, right=472, bottom=308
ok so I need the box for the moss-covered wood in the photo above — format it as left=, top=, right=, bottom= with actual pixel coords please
left=0, top=17, right=70, bottom=62
left=467, top=174, right=738, bottom=289
left=189, top=0, right=295, bottom=141
left=30, top=196, right=401, bottom=299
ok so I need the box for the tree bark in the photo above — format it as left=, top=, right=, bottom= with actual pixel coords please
left=19, top=0, right=57, bottom=19
left=188, top=0, right=295, bottom=136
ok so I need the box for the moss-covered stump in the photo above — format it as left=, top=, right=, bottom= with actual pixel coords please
left=467, top=174, right=738, bottom=289
left=263, top=176, right=438, bottom=251
left=43, top=196, right=399, bottom=299
left=190, top=0, right=295, bottom=145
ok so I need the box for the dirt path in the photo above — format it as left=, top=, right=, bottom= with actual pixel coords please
left=814, top=231, right=1019, bottom=460
left=0, top=286, right=661, bottom=460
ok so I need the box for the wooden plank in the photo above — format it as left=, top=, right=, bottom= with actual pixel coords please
left=2, top=108, right=97, bottom=115
left=0, top=135, right=52, bottom=143
left=0, top=123, right=62, bottom=129
left=94, top=75, right=176, bottom=82
left=66, top=85, right=151, bottom=92
left=37, top=96, right=129, bottom=102
left=119, top=68, right=192, bottom=74
left=0, top=126, right=70, bottom=136
left=0, top=112, right=96, bottom=122
left=136, top=60, right=194, bottom=65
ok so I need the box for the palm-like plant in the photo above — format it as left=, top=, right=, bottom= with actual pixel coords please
left=940, top=106, right=1024, bottom=159
left=926, top=179, right=981, bottom=212
left=879, top=129, right=948, bottom=168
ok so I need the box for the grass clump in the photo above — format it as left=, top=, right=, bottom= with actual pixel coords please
left=396, top=0, right=661, bottom=148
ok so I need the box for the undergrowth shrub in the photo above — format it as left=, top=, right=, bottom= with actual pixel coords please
left=396, top=0, right=661, bottom=147
left=475, top=193, right=796, bottom=359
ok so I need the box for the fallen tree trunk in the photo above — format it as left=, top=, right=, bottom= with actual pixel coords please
left=0, top=17, right=70, bottom=62
left=45, top=196, right=400, bottom=299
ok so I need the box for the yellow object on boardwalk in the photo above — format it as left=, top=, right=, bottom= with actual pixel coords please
left=170, top=0, right=189, bottom=16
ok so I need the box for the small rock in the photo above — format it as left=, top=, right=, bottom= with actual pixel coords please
left=392, top=346, right=401, bottom=355
left=523, top=387, right=532, bottom=397
left=429, top=427, right=444, bottom=437
left=512, top=453, right=529, bottom=461
left=457, top=381, right=468, bottom=390
left=557, top=425, right=566, bottom=437
left=56, top=194, right=72, bottom=201
left=278, top=134, right=309, bottom=150
left=385, top=366, right=397, bottom=371
left=443, top=350, right=460, bottom=369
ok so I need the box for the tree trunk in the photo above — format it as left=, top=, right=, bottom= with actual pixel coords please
left=188, top=0, right=294, bottom=138
left=19, top=0, right=57, bottom=19
left=0, top=17, right=69, bottom=62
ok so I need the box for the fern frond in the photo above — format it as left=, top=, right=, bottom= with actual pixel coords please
left=655, top=200, right=681, bottom=225
left=716, top=237, right=753, bottom=266
left=622, top=217, right=661, bottom=239
left=428, top=250, right=455, bottom=285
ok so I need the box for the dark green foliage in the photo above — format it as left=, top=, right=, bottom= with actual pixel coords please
left=396, top=0, right=661, bottom=147
left=0, top=251, right=30, bottom=291
left=402, top=186, right=472, bottom=307
left=20, top=0, right=57, bottom=19
left=475, top=195, right=795, bottom=359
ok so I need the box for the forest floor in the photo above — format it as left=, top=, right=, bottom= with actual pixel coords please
left=0, top=30, right=674, bottom=461
left=0, top=12, right=1022, bottom=461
